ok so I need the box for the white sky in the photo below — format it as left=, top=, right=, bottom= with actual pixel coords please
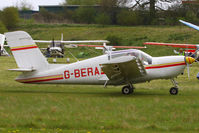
left=0, top=0, right=65, bottom=11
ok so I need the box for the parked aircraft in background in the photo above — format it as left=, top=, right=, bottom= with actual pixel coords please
left=5, top=31, right=196, bottom=95
left=35, top=33, right=110, bottom=58
left=35, top=34, right=146, bottom=57
left=0, top=34, right=9, bottom=56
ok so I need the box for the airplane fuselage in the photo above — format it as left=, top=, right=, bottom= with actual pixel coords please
left=16, top=52, right=186, bottom=86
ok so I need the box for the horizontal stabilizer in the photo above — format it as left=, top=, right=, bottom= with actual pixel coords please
left=8, top=68, right=36, bottom=72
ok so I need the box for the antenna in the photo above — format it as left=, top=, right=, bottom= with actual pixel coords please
left=61, top=33, right=63, bottom=43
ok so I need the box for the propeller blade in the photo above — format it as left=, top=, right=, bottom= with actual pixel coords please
left=187, top=64, right=190, bottom=78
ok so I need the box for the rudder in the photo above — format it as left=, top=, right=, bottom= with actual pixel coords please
left=5, top=31, right=48, bottom=70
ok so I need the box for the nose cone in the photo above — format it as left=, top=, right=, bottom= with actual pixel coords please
left=185, top=57, right=195, bottom=64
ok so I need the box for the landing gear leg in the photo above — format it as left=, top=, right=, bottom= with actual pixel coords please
left=122, top=84, right=134, bottom=95
left=170, top=79, right=178, bottom=95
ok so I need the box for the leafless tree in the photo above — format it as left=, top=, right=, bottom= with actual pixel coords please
left=117, top=0, right=181, bottom=20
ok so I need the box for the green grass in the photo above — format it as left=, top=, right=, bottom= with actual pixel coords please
left=13, top=23, right=199, bottom=58
left=1, top=56, right=199, bottom=133
left=1, top=24, right=199, bottom=132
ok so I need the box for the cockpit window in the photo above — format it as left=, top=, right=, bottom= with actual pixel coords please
left=139, top=51, right=152, bottom=65
left=111, top=49, right=152, bottom=65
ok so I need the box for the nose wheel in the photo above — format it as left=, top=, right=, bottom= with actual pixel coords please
left=122, top=85, right=134, bottom=95
left=170, top=79, right=179, bottom=95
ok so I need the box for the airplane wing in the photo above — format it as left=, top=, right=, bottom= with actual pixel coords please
left=76, top=44, right=146, bottom=49
left=34, top=40, right=109, bottom=44
left=143, top=20, right=199, bottom=49
left=144, top=42, right=198, bottom=49
left=112, top=46, right=146, bottom=49
left=101, top=57, right=146, bottom=84
left=179, top=20, right=199, bottom=31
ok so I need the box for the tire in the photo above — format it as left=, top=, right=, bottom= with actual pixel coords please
left=122, top=86, right=133, bottom=95
left=170, top=87, right=178, bottom=95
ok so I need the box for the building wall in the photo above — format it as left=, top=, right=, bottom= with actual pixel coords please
left=19, top=10, right=39, bottom=19
left=39, top=5, right=102, bottom=13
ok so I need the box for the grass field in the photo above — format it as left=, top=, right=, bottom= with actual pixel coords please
left=1, top=24, right=199, bottom=132
left=0, top=56, right=199, bottom=133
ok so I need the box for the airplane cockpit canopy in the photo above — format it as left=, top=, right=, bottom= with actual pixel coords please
left=111, top=49, right=152, bottom=65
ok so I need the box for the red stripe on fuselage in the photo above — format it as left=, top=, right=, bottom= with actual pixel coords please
left=145, top=62, right=186, bottom=69
left=11, top=46, right=38, bottom=51
left=17, top=77, right=64, bottom=83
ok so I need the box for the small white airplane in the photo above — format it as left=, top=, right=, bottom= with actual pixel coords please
left=35, top=34, right=145, bottom=57
left=0, top=34, right=9, bottom=56
left=35, top=33, right=111, bottom=58
left=5, top=31, right=196, bottom=95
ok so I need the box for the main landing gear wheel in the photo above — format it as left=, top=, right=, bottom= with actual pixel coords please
left=170, top=87, right=178, bottom=95
left=122, top=85, right=134, bottom=95
left=170, top=79, right=179, bottom=95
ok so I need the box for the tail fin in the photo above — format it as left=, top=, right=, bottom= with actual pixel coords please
left=0, top=34, right=5, bottom=51
left=5, top=31, right=48, bottom=70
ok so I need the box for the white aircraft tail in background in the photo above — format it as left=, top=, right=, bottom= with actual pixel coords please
left=0, top=34, right=9, bottom=56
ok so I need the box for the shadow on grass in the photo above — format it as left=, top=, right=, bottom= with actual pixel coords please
left=1, top=89, right=168, bottom=98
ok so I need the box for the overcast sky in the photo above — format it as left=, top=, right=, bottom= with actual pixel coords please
left=0, top=0, right=65, bottom=11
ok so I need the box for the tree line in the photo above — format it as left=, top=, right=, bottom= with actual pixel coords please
left=0, top=0, right=34, bottom=33
left=34, top=0, right=199, bottom=25
left=1, top=0, right=199, bottom=33
left=0, top=7, right=19, bottom=33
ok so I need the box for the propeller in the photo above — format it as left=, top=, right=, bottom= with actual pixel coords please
left=185, top=57, right=195, bottom=78
left=187, top=64, right=190, bottom=78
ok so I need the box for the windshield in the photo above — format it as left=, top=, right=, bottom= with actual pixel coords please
left=111, top=49, right=152, bottom=65
left=138, top=51, right=152, bottom=65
